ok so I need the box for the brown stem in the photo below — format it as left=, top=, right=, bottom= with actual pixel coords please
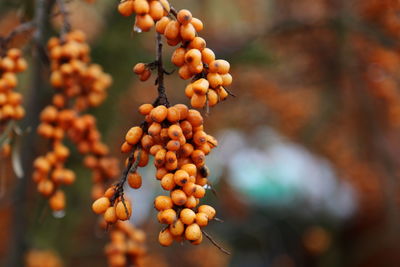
left=0, top=21, right=36, bottom=56
left=153, top=32, right=170, bottom=107
left=56, top=0, right=71, bottom=41
left=202, top=230, right=231, bottom=255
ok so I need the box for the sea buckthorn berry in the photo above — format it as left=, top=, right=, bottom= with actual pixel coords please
left=158, top=229, right=174, bottom=247
left=133, top=63, right=146, bottom=74
left=180, top=208, right=196, bottom=225
left=171, top=47, right=186, bottom=67
left=186, top=109, right=203, bottom=127
left=166, top=140, right=180, bottom=151
left=207, top=89, right=219, bottom=107
left=185, top=223, right=201, bottom=241
left=188, top=37, right=206, bottom=51
left=154, top=195, right=173, bottom=211
left=150, top=144, right=163, bottom=155
left=183, top=182, right=196, bottom=196
left=190, top=18, right=204, bottom=32
left=159, top=208, right=177, bottom=224
left=164, top=21, right=180, bottom=40
left=134, top=0, right=149, bottom=15
left=201, top=48, right=215, bottom=65
left=193, top=185, right=206, bottom=198
left=185, top=49, right=202, bottom=66
left=180, top=23, right=196, bottom=41
left=37, top=179, right=54, bottom=196
left=192, top=78, right=209, bottom=95
left=150, top=105, right=168, bottom=122
left=168, top=124, right=183, bottom=140
left=155, top=148, right=166, bottom=167
left=104, top=186, right=117, bottom=198
left=174, top=169, right=189, bottom=186
left=49, top=190, right=65, bottom=211
left=161, top=173, right=175, bottom=190
left=169, top=219, right=185, bottom=236
left=125, top=126, right=143, bottom=145
left=128, top=172, right=142, bottom=189
left=180, top=143, right=194, bottom=158
left=118, top=1, right=135, bottom=16
left=185, top=83, right=194, bottom=98
left=193, top=130, right=207, bottom=146
left=138, top=103, right=153, bottom=115
left=156, top=16, right=171, bottom=33
left=167, top=107, right=180, bottom=122
left=178, top=64, right=193, bottom=80
left=136, top=14, right=155, bottom=32
left=221, top=73, right=233, bottom=87
left=140, top=134, right=154, bottom=150
left=92, top=197, right=111, bottom=214
left=149, top=0, right=164, bottom=21
left=116, top=200, right=132, bottom=220
left=159, top=0, right=170, bottom=14
left=170, top=189, right=187, bottom=206
left=139, top=68, right=152, bottom=81
left=104, top=207, right=118, bottom=223
left=185, top=195, right=197, bottom=209
left=148, top=122, right=162, bottom=136
left=209, top=59, right=230, bottom=74
left=195, top=212, right=209, bottom=227
left=198, top=205, right=216, bottom=220
left=177, top=9, right=193, bottom=25
left=174, top=104, right=189, bottom=119
left=191, top=93, right=207, bottom=108
left=207, top=72, right=223, bottom=88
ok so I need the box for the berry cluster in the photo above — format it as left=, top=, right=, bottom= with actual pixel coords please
left=32, top=31, right=117, bottom=211
left=0, top=48, right=27, bottom=124
left=103, top=221, right=146, bottom=267
left=118, top=0, right=170, bottom=32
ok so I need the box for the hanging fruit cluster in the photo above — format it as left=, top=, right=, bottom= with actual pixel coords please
left=32, top=30, right=118, bottom=211
left=92, top=0, right=233, bottom=252
left=103, top=221, right=146, bottom=267
left=0, top=48, right=27, bottom=124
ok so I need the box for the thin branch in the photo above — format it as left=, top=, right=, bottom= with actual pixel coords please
left=56, top=0, right=71, bottom=40
left=153, top=32, right=170, bottom=107
left=0, top=21, right=36, bottom=55
left=202, top=230, right=231, bottom=255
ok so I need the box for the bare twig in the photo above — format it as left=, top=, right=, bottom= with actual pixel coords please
left=202, top=230, right=231, bottom=255
left=56, top=0, right=72, bottom=40
left=0, top=21, right=36, bottom=55
left=153, top=32, right=170, bottom=107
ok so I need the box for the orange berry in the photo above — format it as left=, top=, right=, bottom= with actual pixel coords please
left=150, top=105, right=168, bottom=122
left=92, top=197, right=111, bottom=214
left=37, top=179, right=54, bottom=196
left=166, top=140, right=180, bottom=151
left=173, top=169, right=189, bottom=186
left=198, top=205, right=216, bottom=220
left=121, top=141, right=133, bottom=153
left=133, top=0, right=149, bottom=15
left=116, top=200, right=132, bottom=220
left=154, top=195, right=173, bottom=211
left=195, top=212, right=209, bottom=227
left=158, top=208, right=177, bottom=224
left=201, top=48, right=215, bottom=65
left=127, top=172, right=142, bottom=189
left=178, top=64, right=193, bottom=80
left=118, top=1, right=135, bottom=16
left=164, top=21, right=181, bottom=40
left=174, top=104, right=189, bottom=119
left=104, top=206, right=118, bottom=223
left=191, top=93, right=207, bottom=108
left=150, top=144, right=163, bottom=155
left=133, top=63, right=146, bottom=74
left=191, top=149, right=205, bottom=166
left=148, top=122, right=162, bottom=136
left=209, top=59, right=230, bottom=74
left=125, top=126, right=143, bottom=145
left=180, top=23, right=196, bottom=41
left=188, top=37, right=206, bottom=51
left=185, top=195, right=197, bottom=209
left=192, top=78, right=209, bottom=95
left=185, top=223, right=201, bottom=241
left=221, top=73, right=233, bottom=87
left=159, top=0, right=170, bottom=14
left=149, top=0, right=164, bottom=21
left=139, top=69, right=151, bottom=81
left=156, top=16, right=171, bottom=34
left=161, top=173, right=176, bottom=190
left=49, top=190, right=65, bottom=211
left=177, top=9, right=192, bottom=25
left=169, top=219, right=185, bottom=236
left=138, top=103, right=153, bottom=115
left=167, top=106, right=180, bottom=122
left=207, top=89, right=219, bottom=107
left=156, top=167, right=168, bottom=180
left=155, top=148, right=166, bottom=167
left=180, top=208, right=196, bottom=224
left=171, top=47, right=186, bottom=67
left=185, top=49, right=202, bottom=66
left=168, top=124, right=183, bottom=140
left=190, top=18, right=203, bottom=32
left=186, top=109, right=203, bottom=127
left=185, top=83, right=194, bottom=98
left=158, top=229, right=174, bottom=246
left=170, top=189, right=187, bottom=206
left=135, top=14, right=155, bottom=32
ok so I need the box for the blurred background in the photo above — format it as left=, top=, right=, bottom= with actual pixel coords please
left=1, top=0, right=400, bottom=266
